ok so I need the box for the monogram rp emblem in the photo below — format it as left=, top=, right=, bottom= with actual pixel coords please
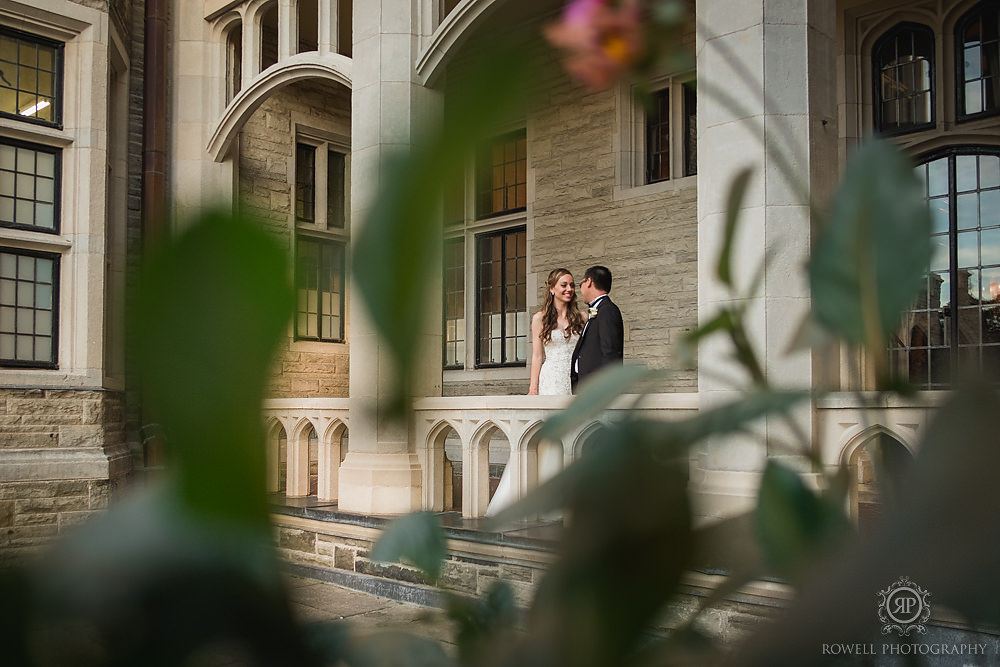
left=878, top=576, right=931, bottom=636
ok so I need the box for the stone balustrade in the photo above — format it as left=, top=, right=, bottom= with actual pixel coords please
left=263, top=393, right=700, bottom=518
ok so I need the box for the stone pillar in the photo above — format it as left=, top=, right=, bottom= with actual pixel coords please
left=338, top=0, right=442, bottom=514
left=278, top=0, right=294, bottom=61
left=318, top=0, right=337, bottom=55
left=691, top=0, right=837, bottom=520
left=170, top=2, right=233, bottom=223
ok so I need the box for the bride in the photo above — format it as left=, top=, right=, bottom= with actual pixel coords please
left=529, top=268, right=586, bottom=396
left=485, top=268, right=586, bottom=517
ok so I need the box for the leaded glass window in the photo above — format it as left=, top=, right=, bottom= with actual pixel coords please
left=958, top=3, right=1000, bottom=118
left=0, top=248, right=57, bottom=367
left=0, top=28, right=61, bottom=126
left=476, top=227, right=527, bottom=366
left=892, top=151, right=1000, bottom=387
left=874, top=24, right=934, bottom=133
left=476, top=130, right=526, bottom=219
left=0, top=140, right=59, bottom=233
left=296, top=237, right=345, bottom=342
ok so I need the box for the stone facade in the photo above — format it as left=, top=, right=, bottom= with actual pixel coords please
left=273, top=512, right=551, bottom=607
left=529, top=72, right=699, bottom=391
left=239, top=79, right=352, bottom=399
left=0, top=389, right=128, bottom=563
left=0, top=0, right=139, bottom=561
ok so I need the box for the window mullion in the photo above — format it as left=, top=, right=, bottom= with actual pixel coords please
left=949, top=155, right=960, bottom=367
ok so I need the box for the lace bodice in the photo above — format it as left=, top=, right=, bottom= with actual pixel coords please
left=538, top=329, right=578, bottom=395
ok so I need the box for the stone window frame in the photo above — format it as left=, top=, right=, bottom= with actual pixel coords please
left=614, top=72, right=697, bottom=201
left=291, top=125, right=350, bottom=348
left=0, top=3, right=117, bottom=388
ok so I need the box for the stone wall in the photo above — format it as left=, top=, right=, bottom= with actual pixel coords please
left=239, top=79, right=352, bottom=399
left=528, top=70, right=699, bottom=393
left=0, top=389, right=129, bottom=564
left=273, top=514, right=549, bottom=607
left=443, top=48, right=699, bottom=397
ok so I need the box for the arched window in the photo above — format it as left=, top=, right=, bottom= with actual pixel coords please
left=957, top=2, right=1000, bottom=119
left=873, top=23, right=935, bottom=133
left=298, top=0, right=318, bottom=54
left=891, top=150, right=1000, bottom=387
left=260, top=2, right=279, bottom=71
left=225, top=21, right=242, bottom=104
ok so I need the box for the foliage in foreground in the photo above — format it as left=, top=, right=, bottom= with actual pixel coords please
left=3, top=2, right=999, bottom=666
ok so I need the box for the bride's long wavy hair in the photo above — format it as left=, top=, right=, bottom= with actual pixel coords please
left=540, top=268, right=585, bottom=344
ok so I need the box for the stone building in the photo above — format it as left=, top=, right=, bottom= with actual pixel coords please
left=3, top=0, right=999, bottom=639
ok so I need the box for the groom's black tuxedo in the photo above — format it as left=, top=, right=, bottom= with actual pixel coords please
left=571, top=294, right=624, bottom=391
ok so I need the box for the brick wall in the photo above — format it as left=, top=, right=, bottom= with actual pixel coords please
left=0, top=389, right=129, bottom=563
left=239, top=79, right=352, bottom=399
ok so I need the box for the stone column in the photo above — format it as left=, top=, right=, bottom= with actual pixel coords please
left=691, top=0, right=837, bottom=520
left=338, top=0, right=442, bottom=514
left=278, top=0, right=295, bottom=61
left=169, top=2, right=233, bottom=223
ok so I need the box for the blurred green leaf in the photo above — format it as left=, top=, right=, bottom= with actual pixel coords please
left=301, top=620, right=353, bottom=665
left=521, top=420, right=692, bottom=667
left=717, top=167, right=754, bottom=288
left=809, top=140, right=931, bottom=358
left=346, top=630, right=454, bottom=667
left=490, top=391, right=807, bottom=527
left=372, top=512, right=447, bottom=583
left=538, top=364, right=659, bottom=441
left=135, top=210, right=293, bottom=528
left=444, top=581, right=518, bottom=665
left=353, top=40, right=535, bottom=412
left=733, top=382, right=1000, bottom=665
left=29, top=488, right=311, bottom=666
left=755, top=461, right=852, bottom=581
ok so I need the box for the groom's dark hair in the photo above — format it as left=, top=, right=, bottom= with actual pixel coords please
left=584, top=265, right=612, bottom=293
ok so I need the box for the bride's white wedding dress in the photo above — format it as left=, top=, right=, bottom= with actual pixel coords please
left=485, top=330, right=578, bottom=517
left=537, top=329, right=578, bottom=396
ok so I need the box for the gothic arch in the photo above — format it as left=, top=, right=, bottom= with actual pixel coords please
left=416, top=0, right=508, bottom=86
left=207, top=57, right=353, bottom=161
left=840, top=423, right=915, bottom=468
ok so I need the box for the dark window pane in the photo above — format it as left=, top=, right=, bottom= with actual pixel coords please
left=903, top=152, right=1000, bottom=388
left=0, top=28, right=60, bottom=127
left=476, top=130, right=527, bottom=218
left=646, top=88, right=670, bottom=183
left=0, top=140, right=59, bottom=233
left=959, top=6, right=1000, bottom=117
left=327, top=150, right=346, bottom=228
left=295, top=237, right=344, bottom=342
left=475, top=227, right=526, bottom=366
left=874, top=24, right=934, bottom=132
left=295, top=143, right=316, bottom=222
left=0, top=248, right=57, bottom=367
left=443, top=238, right=465, bottom=368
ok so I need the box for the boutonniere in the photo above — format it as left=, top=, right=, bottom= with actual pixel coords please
left=587, top=306, right=598, bottom=319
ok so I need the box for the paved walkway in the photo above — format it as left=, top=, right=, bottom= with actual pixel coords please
left=285, top=574, right=457, bottom=654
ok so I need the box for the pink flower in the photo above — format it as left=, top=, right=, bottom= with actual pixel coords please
left=544, top=0, right=646, bottom=91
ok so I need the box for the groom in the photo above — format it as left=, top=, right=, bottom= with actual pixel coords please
left=571, top=265, right=624, bottom=392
